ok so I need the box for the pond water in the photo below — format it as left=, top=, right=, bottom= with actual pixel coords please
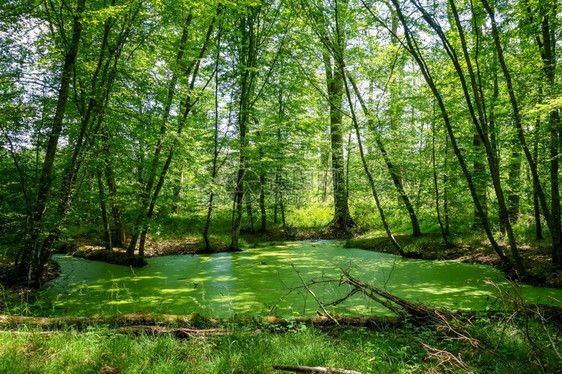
left=46, top=241, right=562, bottom=317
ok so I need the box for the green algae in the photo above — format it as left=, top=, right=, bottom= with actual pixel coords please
left=46, top=240, right=562, bottom=317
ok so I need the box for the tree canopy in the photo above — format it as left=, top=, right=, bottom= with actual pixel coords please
left=1, top=0, right=561, bottom=285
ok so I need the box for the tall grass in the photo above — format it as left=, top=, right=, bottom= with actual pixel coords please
left=0, top=319, right=558, bottom=373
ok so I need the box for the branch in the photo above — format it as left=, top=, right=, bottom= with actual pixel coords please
left=273, top=364, right=361, bottom=374
left=291, top=263, right=339, bottom=325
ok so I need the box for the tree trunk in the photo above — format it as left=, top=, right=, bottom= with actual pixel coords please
left=96, top=170, right=112, bottom=251
left=351, top=66, right=422, bottom=236
left=507, top=144, right=521, bottom=224
left=127, top=13, right=194, bottom=255
left=471, top=134, right=488, bottom=230
left=134, top=12, right=217, bottom=256
left=533, top=118, right=543, bottom=240
left=231, top=9, right=258, bottom=251
left=390, top=0, right=512, bottom=268
left=257, top=130, right=267, bottom=232
left=537, top=2, right=562, bottom=263
left=549, top=109, right=561, bottom=263
left=246, top=191, right=255, bottom=233
left=412, top=0, right=523, bottom=271
left=444, top=136, right=450, bottom=235
left=322, top=48, right=353, bottom=230
left=482, top=0, right=560, bottom=266
left=259, top=173, right=266, bottom=231
left=203, top=50, right=222, bottom=251
left=315, top=0, right=354, bottom=230
left=102, top=131, right=126, bottom=247
left=431, top=103, right=451, bottom=246
left=171, top=169, right=184, bottom=215
left=280, top=188, right=286, bottom=228
left=17, top=0, right=86, bottom=283
left=342, top=71, right=404, bottom=256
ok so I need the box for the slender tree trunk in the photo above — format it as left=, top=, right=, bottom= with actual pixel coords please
left=389, top=0, right=512, bottom=268
left=171, top=169, right=184, bottom=215
left=203, top=49, right=222, bottom=251
left=533, top=118, right=543, bottom=240
left=388, top=10, right=405, bottom=199
left=350, top=73, right=422, bottom=236
left=431, top=103, right=451, bottom=246
left=444, top=136, right=450, bottom=235
left=280, top=189, right=286, bottom=228
left=256, top=131, right=267, bottom=232
left=538, top=3, right=561, bottom=263
left=507, top=142, right=521, bottom=224
left=322, top=48, right=353, bottom=230
left=274, top=173, right=279, bottom=225
left=259, top=173, right=266, bottom=231
left=471, top=134, right=488, bottom=230
left=482, top=0, right=561, bottom=265
left=274, top=167, right=282, bottom=225
left=127, top=13, right=194, bottom=255
left=411, top=0, right=523, bottom=270
left=549, top=109, right=561, bottom=263
left=17, top=0, right=86, bottom=282
left=231, top=10, right=257, bottom=251
left=342, top=71, right=404, bottom=256
left=135, top=12, right=217, bottom=256
left=97, top=170, right=112, bottom=251
left=246, top=190, right=255, bottom=233
left=102, top=131, right=126, bottom=247
left=345, top=132, right=352, bottom=202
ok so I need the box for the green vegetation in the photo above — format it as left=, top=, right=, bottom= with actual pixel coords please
left=1, top=0, right=562, bottom=371
left=1, top=317, right=560, bottom=374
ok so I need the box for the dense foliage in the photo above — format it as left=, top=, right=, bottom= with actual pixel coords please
left=0, top=0, right=560, bottom=284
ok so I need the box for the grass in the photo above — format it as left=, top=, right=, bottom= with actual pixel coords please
left=0, top=317, right=560, bottom=373
left=0, top=325, right=408, bottom=373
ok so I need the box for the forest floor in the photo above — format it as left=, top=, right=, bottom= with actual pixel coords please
left=0, top=311, right=560, bottom=373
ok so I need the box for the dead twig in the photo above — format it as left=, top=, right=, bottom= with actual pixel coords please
left=291, top=263, right=339, bottom=325
left=116, top=326, right=229, bottom=338
left=418, top=341, right=473, bottom=373
left=273, top=364, right=361, bottom=374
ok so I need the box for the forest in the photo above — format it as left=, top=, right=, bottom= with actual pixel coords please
left=1, top=0, right=561, bottom=372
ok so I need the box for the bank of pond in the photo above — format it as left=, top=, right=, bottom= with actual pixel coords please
left=36, top=240, right=561, bottom=318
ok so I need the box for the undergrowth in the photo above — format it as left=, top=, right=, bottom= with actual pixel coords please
left=0, top=317, right=560, bottom=373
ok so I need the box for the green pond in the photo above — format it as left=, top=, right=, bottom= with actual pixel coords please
left=46, top=241, right=562, bottom=317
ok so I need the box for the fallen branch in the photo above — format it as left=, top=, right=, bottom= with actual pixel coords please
left=292, top=263, right=339, bottom=325
left=418, top=341, right=471, bottom=372
left=116, top=326, right=229, bottom=338
left=273, top=364, right=361, bottom=374
left=0, top=330, right=55, bottom=336
left=340, top=269, right=456, bottom=323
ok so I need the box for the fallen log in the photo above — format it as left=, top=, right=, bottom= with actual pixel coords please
left=273, top=364, right=361, bottom=374
left=0, top=330, right=55, bottom=336
left=116, top=326, right=230, bottom=338
left=0, top=312, right=204, bottom=329
left=0, top=313, right=401, bottom=330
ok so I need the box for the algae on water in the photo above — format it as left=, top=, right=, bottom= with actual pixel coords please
left=46, top=241, right=562, bottom=317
